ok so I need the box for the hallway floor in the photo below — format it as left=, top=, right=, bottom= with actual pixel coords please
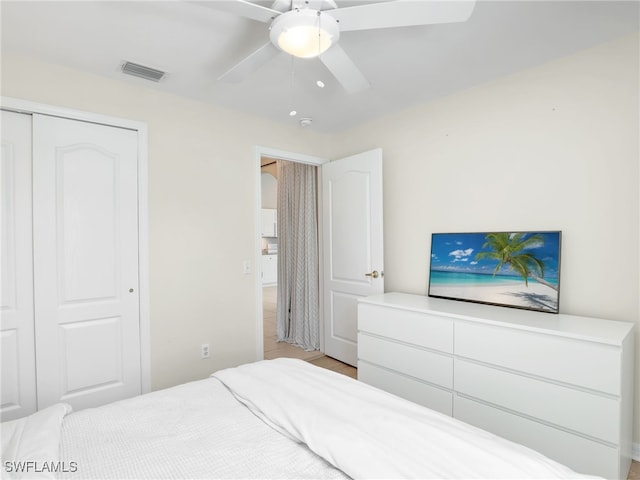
left=263, top=286, right=356, bottom=379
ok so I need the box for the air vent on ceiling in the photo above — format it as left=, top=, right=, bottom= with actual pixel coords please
left=121, top=61, right=166, bottom=82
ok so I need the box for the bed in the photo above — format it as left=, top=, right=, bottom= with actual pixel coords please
left=2, top=358, right=598, bottom=479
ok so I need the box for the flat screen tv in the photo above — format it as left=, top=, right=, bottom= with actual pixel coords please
left=428, top=231, right=561, bottom=313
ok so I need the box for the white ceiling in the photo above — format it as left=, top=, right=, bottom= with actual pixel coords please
left=1, top=1, right=638, bottom=133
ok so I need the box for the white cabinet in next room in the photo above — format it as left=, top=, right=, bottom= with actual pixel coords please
left=261, top=208, right=277, bottom=237
left=262, top=255, right=277, bottom=285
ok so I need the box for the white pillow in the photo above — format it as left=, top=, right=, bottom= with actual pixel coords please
left=1, top=403, right=72, bottom=479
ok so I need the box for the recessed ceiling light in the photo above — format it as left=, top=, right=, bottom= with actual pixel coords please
left=316, top=80, right=325, bottom=88
left=289, top=110, right=297, bottom=117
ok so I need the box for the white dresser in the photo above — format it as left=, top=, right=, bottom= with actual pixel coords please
left=357, top=292, right=635, bottom=480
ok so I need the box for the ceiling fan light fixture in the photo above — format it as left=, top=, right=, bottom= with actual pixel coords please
left=270, top=9, right=339, bottom=59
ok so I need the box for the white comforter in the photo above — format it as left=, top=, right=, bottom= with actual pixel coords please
left=3, top=358, right=598, bottom=479
left=57, top=376, right=346, bottom=479
left=213, top=358, right=598, bottom=479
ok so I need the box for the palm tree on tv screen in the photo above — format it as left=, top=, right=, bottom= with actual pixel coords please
left=475, top=232, right=558, bottom=291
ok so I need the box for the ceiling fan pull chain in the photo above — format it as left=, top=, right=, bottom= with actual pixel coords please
left=289, top=55, right=297, bottom=117
left=317, top=10, right=322, bottom=57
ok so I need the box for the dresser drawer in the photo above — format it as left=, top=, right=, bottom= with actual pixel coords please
left=454, top=395, right=619, bottom=479
left=358, top=303, right=453, bottom=353
left=454, top=359, right=619, bottom=444
left=455, top=321, right=621, bottom=395
left=358, top=333, right=453, bottom=389
left=358, top=361, right=453, bottom=415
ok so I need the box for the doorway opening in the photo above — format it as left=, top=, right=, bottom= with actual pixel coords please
left=260, top=156, right=323, bottom=361
left=255, top=146, right=374, bottom=379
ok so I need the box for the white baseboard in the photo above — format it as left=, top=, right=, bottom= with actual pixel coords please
left=633, top=442, right=640, bottom=462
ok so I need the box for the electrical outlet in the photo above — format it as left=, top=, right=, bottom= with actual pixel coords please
left=201, top=343, right=210, bottom=359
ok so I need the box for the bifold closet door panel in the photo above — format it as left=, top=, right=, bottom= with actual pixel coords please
left=32, top=114, right=142, bottom=411
left=0, top=110, right=37, bottom=421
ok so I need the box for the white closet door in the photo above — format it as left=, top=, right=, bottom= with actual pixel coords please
left=33, top=114, right=141, bottom=411
left=1, top=110, right=37, bottom=421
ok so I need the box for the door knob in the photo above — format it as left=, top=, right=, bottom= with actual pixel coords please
left=365, top=270, right=380, bottom=279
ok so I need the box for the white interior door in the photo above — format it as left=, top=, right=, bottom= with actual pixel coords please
left=322, top=148, right=384, bottom=366
left=1, top=110, right=37, bottom=420
left=33, top=114, right=141, bottom=411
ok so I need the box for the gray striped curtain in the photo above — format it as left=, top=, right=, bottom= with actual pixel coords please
left=276, top=160, right=319, bottom=351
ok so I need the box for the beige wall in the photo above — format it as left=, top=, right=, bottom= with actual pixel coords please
left=1, top=53, right=332, bottom=390
left=2, top=32, right=638, bottom=446
left=330, top=33, right=640, bottom=445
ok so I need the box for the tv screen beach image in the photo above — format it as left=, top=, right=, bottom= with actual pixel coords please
left=428, top=231, right=561, bottom=313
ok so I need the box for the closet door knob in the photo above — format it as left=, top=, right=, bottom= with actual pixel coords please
left=129, top=288, right=134, bottom=293
left=365, top=270, right=380, bottom=279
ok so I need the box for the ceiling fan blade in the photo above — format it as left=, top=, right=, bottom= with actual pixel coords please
left=196, top=0, right=280, bottom=23
left=331, top=0, right=476, bottom=32
left=320, top=44, right=370, bottom=94
left=218, top=42, right=280, bottom=82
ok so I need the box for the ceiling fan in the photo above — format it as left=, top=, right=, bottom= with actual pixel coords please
left=204, top=0, right=476, bottom=94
